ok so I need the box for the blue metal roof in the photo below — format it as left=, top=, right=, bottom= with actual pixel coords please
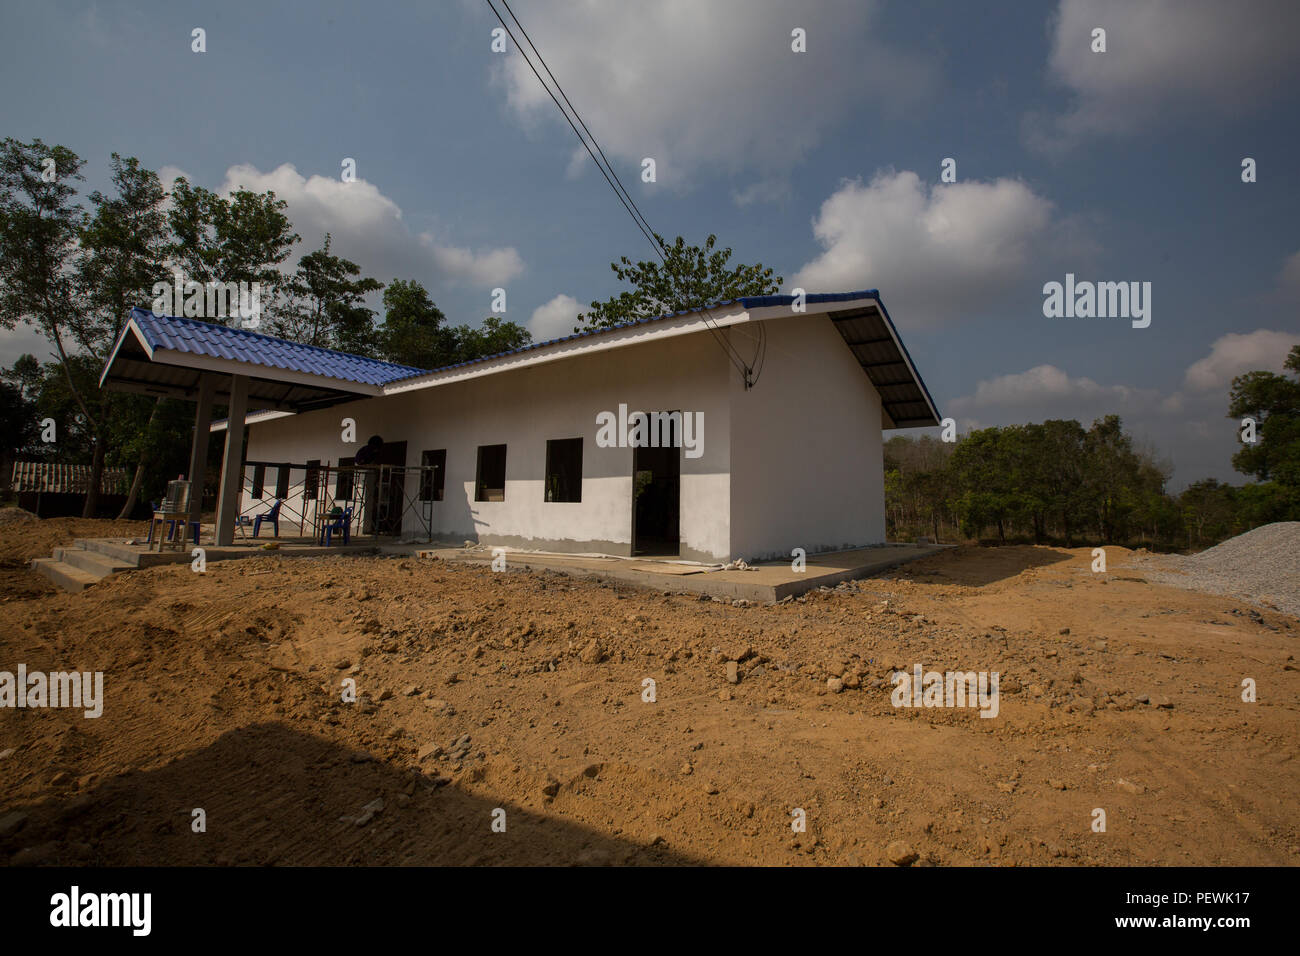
left=125, top=308, right=428, bottom=386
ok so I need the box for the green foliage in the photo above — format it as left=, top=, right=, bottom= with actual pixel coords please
left=378, top=278, right=452, bottom=369
left=167, top=176, right=299, bottom=300
left=273, top=234, right=383, bottom=352
left=451, top=315, right=532, bottom=363
left=376, top=278, right=531, bottom=368
left=576, top=233, right=781, bottom=332
left=1228, top=344, right=1300, bottom=487
left=77, top=154, right=169, bottom=357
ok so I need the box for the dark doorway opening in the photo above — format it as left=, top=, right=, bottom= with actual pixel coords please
left=632, top=441, right=679, bottom=556
left=372, top=440, right=407, bottom=535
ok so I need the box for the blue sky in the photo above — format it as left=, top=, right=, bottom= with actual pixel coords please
left=2, top=0, right=1298, bottom=487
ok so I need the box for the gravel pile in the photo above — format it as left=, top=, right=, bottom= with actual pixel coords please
left=1132, top=522, right=1300, bottom=619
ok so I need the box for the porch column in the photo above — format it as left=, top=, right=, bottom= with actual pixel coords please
left=214, top=374, right=249, bottom=546
left=187, top=374, right=216, bottom=531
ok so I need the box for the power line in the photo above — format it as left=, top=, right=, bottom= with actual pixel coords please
left=483, top=0, right=764, bottom=384
left=499, top=0, right=659, bottom=257
left=483, top=0, right=659, bottom=259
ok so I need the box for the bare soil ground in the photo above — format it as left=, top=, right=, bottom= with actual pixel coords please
left=1, top=519, right=1297, bottom=866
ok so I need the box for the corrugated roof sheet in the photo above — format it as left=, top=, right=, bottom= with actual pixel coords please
left=120, top=291, right=939, bottom=427
left=128, top=308, right=427, bottom=386
left=10, top=461, right=132, bottom=495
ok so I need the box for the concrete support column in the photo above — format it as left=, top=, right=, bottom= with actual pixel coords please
left=214, top=374, right=249, bottom=546
left=187, top=374, right=216, bottom=531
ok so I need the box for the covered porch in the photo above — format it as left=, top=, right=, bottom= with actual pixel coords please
left=98, top=308, right=426, bottom=547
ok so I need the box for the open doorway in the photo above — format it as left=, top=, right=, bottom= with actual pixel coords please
left=632, top=440, right=679, bottom=557
left=371, top=440, right=407, bottom=535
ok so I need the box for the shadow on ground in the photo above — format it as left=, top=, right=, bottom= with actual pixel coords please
left=0, top=722, right=701, bottom=866
left=880, top=545, right=1075, bottom=588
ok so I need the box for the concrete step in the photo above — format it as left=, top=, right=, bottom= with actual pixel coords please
left=53, top=546, right=133, bottom=577
left=75, top=538, right=147, bottom=567
left=30, top=557, right=101, bottom=594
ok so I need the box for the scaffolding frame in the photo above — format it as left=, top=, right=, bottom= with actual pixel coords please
left=240, top=460, right=436, bottom=542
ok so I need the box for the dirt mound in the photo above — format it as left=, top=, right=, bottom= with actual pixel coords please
left=1, top=523, right=1298, bottom=866
left=0, top=507, right=38, bottom=527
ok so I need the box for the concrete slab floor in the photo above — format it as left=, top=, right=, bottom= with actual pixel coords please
left=405, top=543, right=951, bottom=603
left=71, top=535, right=948, bottom=603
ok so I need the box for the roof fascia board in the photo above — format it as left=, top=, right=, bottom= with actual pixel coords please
left=210, top=409, right=296, bottom=433
left=98, top=316, right=154, bottom=389
left=148, top=347, right=385, bottom=397
left=382, top=304, right=752, bottom=396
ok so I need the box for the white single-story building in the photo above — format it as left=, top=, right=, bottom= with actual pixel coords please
left=100, top=290, right=939, bottom=562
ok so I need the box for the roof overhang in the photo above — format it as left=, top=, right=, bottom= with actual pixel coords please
left=821, top=297, right=942, bottom=429
left=99, top=314, right=385, bottom=413
left=100, top=291, right=940, bottom=431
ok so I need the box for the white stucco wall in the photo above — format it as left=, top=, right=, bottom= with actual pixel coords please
left=240, top=329, right=733, bottom=560
left=727, top=312, right=886, bottom=560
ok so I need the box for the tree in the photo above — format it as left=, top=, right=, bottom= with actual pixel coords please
left=378, top=279, right=453, bottom=369
left=1228, top=344, right=1300, bottom=489
left=0, top=138, right=106, bottom=513
left=76, top=154, right=172, bottom=516
left=451, top=316, right=532, bottom=362
left=167, top=176, right=299, bottom=322
left=274, top=234, right=383, bottom=352
left=576, top=233, right=782, bottom=332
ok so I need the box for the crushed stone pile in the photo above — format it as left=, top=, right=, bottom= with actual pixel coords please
left=1135, top=522, right=1300, bottom=619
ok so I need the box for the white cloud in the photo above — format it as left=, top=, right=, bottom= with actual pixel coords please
left=0, top=323, right=54, bottom=370
left=1027, top=0, right=1300, bottom=151
left=949, top=364, right=1154, bottom=416
left=791, top=170, right=1058, bottom=326
left=1183, top=329, right=1297, bottom=391
left=943, top=363, right=1235, bottom=486
left=491, top=0, right=935, bottom=183
left=527, top=294, right=582, bottom=341
left=162, top=163, right=523, bottom=289
left=732, top=178, right=792, bottom=207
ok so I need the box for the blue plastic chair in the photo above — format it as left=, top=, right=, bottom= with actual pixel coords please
left=253, top=500, right=283, bottom=538
left=322, top=507, right=352, bottom=546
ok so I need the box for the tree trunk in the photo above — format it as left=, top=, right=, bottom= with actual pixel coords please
left=115, top=398, right=163, bottom=519
left=82, top=437, right=105, bottom=518
left=117, top=463, right=145, bottom=520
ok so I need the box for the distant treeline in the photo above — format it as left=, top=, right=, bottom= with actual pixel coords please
left=887, top=345, right=1300, bottom=551
left=885, top=418, right=1297, bottom=552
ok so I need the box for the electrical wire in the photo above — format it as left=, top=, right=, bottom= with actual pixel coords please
left=483, top=0, right=765, bottom=385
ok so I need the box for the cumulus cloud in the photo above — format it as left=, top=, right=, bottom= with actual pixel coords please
left=1026, top=0, right=1300, bottom=151
left=791, top=170, right=1058, bottom=326
left=732, top=178, right=792, bottom=207
left=161, top=163, right=523, bottom=289
left=944, top=360, right=1259, bottom=486
left=1183, top=329, right=1297, bottom=391
left=528, top=293, right=582, bottom=341
left=948, top=364, right=1156, bottom=418
left=491, top=0, right=935, bottom=185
